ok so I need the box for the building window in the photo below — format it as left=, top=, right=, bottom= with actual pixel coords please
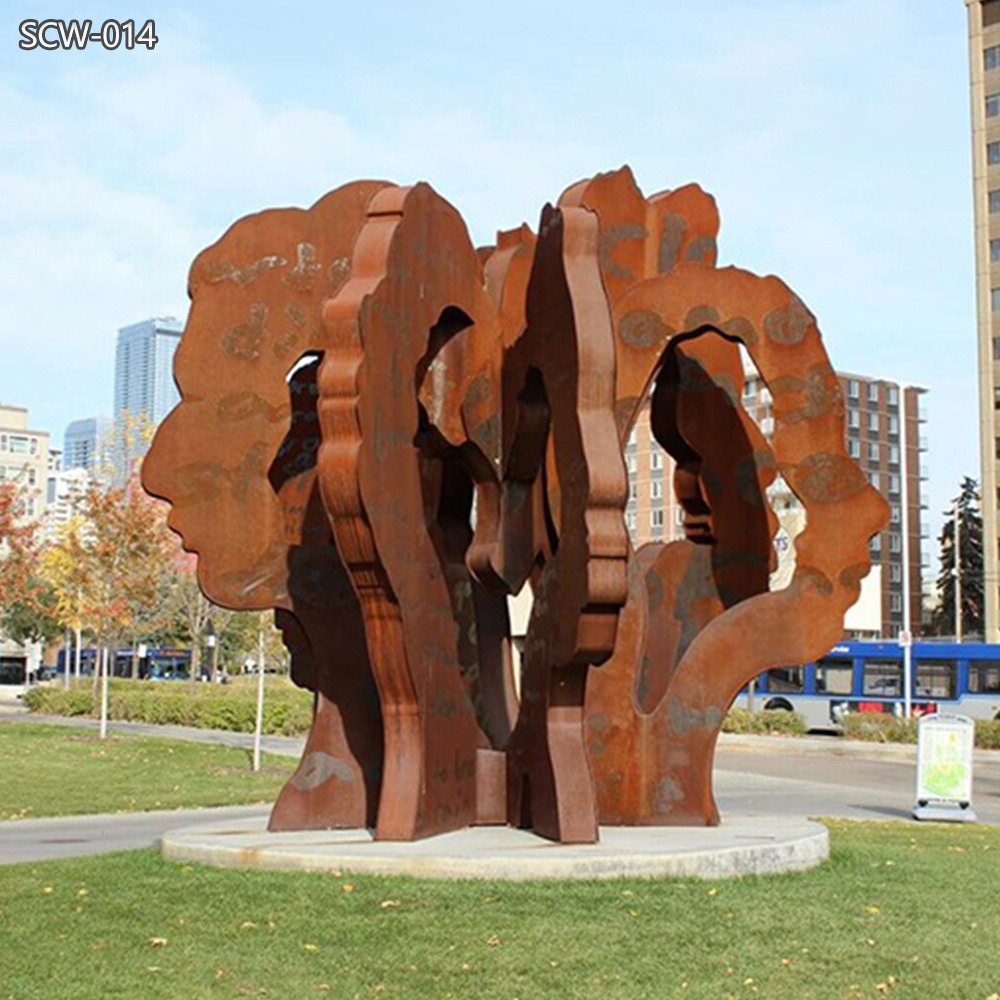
left=869, top=471, right=880, bottom=490
left=627, top=428, right=637, bottom=448
left=888, top=445, right=900, bottom=464
left=848, top=408, right=860, bottom=429
left=992, top=288, right=1000, bottom=311
left=650, top=480, right=663, bottom=500
left=993, top=239, right=1000, bottom=263
left=987, top=44, right=1000, bottom=71
left=626, top=454, right=637, bottom=474
left=991, top=142, right=1000, bottom=166
left=890, top=593, right=903, bottom=614
left=867, top=412, right=879, bottom=433
left=988, top=93, right=1000, bottom=118
left=848, top=439, right=860, bottom=459
left=887, top=386, right=899, bottom=407
left=867, top=383, right=879, bottom=403
left=650, top=452, right=663, bottom=471
left=990, top=190, right=1000, bottom=214
left=625, top=510, right=637, bottom=532
left=847, top=379, right=860, bottom=399
left=650, top=509, right=664, bottom=528
left=996, top=435, right=1000, bottom=461
left=889, top=533, right=901, bottom=554
left=868, top=442, right=879, bottom=462
left=890, top=504, right=901, bottom=524
left=888, top=415, right=899, bottom=435
left=9, top=436, right=28, bottom=454
left=890, top=563, right=902, bottom=583
left=889, top=474, right=901, bottom=495
left=870, top=535, right=882, bottom=554
left=629, top=482, right=638, bottom=501
left=996, top=386, right=1000, bottom=411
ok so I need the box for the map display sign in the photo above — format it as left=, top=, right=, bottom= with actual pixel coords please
left=915, top=714, right=975, bottom=810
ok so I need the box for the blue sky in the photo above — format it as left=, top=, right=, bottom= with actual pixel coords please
left=0, top=0, right=978, bottom=544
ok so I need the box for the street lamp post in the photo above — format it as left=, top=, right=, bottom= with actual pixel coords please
left=205, top=619, right=217, bottom=683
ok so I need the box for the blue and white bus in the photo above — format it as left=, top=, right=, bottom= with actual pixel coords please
left=54, top=647, right=192, bottom=681
left=737, top=640, right=1000, bottom=731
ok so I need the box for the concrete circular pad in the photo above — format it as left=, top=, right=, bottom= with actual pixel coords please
left=160, top=814, right=828, bottom=881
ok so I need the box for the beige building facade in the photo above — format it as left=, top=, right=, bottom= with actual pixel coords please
left=965, top=0, right=1000, bottom=642
left=0, top=403, right=50, bottom=519
left=626, top=370, right=927, bottom=641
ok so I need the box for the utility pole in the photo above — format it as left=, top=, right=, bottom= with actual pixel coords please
left=252, top=616, right=266, bottom=772
left=955, top=497, right=963, bottom=643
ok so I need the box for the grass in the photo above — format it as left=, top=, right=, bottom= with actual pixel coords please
left=1, top=821, right=999, bottom=999
left=0, top=722, right=295, bottom=820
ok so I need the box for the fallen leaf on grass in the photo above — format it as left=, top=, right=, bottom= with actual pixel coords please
left=486, top=935, right=501, bottom=947
left=380, top=900, right=401, bottom=909
left=303, top=943, right=319, bottom=952
left=866, top=905, right=881, bottom=915
left=149, top=937, right=168, bottom=947
left=342, top=884, right=355, bottom=893
left=240, top=921, right=257, bottom=930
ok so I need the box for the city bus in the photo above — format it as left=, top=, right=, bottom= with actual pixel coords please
left=54, top=647, right=192, bottom=681
left=737, top=639, right=1000, bottom=731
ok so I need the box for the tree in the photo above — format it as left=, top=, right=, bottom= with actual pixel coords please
left=0, top=483, right=50, bottom=640
left=932, top=477, right=984, bottom=638
left=40, top=513, right=93, bottom=677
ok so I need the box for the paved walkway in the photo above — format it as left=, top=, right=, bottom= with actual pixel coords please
left=2, top=706, right=999, bottom=866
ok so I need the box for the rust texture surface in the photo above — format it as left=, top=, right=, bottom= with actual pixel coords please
left=143, top=167, right=886, bottom=844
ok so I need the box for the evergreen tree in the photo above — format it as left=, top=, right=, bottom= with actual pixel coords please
left=932, top=477, right=984, bottom=637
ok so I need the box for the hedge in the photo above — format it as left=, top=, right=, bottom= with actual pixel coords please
left=23, top=678, right=314, bottom=736
left=721, top=708, right=808, bottom=736
left=842, top=711, right=1000, bottom=751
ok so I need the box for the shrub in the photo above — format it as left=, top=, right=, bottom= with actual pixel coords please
left=841, top=713, right=917, bottom=744
left=975, top=719, right=1000, bottom=751
left=722, top=708, right=807, bottom=736
left=24, top=678, right=314, bottom=735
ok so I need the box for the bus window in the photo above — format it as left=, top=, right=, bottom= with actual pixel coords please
left=862, top=660, right=902, bottom=697
left=815, top=658, right=852, bottom=694
left=915, top=660, right=956, bottom=699
left=766, top=667, right=805, bottom=693
left=969, top=660, right=1000, bottom=694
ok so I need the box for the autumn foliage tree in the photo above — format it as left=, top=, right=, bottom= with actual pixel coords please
left=0, top=483, right=52, bottom=644
left=38, top=480, right=175, bottom=677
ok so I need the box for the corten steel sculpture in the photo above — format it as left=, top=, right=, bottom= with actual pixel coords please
left=558, top=168, right=887, bottom=826
left=315, top=183, right=519, bottom=840
left=142, top=182, right=388, bottom=831
left=144, top=166, right=887, bottom=845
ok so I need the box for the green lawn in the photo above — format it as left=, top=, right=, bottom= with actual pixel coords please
left=0, top=722, right=295, bottom=820
left=1, top=821, right=998, bottom=999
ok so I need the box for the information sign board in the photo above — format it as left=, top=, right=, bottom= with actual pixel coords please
left=913, top=713, right=977, bottom=823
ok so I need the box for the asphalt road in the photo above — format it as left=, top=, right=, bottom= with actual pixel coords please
left=2, top=708, right=998, bottom=865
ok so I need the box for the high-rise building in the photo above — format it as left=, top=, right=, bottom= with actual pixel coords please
left=625, top=371, right=927, bottom=641
left=63, top=416, right=110, bottom=473
left=964, top=0, right=1000, bottom=642
left=112, top=317, right=183, bottom=480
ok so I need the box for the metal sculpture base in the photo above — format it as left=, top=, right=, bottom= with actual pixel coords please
left=160, top=814, right=829, bottom=881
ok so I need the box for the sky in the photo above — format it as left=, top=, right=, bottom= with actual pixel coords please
left=0, top=0, right=980, bottom=546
